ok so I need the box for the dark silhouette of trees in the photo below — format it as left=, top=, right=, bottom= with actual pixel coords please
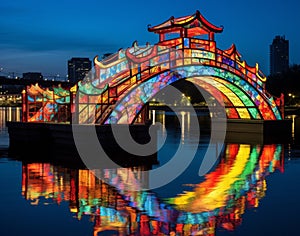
left=266, top=64, right=300, bottom=105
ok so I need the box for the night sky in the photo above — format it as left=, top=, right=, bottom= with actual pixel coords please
left=0, top=0, right=299, bottom=78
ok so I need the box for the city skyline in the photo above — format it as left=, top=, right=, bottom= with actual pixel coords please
left=0, top=0, right=299, bottom=77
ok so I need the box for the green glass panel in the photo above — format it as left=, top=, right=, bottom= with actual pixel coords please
left=224, top=83, right=254, bottom=106
left=248, top=108, right=261, bottom=119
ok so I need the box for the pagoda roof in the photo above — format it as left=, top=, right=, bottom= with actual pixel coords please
left=148, top=10, right=223, bottom=34
left=223, top=44, right=242, bottom=60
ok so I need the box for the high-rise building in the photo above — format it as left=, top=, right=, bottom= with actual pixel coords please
left=67, top=58, right=92, bottom=83
left=270, top=35, right=289, bottom=75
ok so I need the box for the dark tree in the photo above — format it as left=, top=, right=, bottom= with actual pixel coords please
left=266, top=64, right=300, bottom=105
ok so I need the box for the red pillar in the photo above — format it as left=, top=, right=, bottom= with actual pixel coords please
left=159, top=34, right=165, bottom=42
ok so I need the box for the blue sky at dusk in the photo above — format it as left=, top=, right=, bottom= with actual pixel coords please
left=0, top=0, right=299, bottom=78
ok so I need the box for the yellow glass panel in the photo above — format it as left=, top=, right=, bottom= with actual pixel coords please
left=79, top=104, right=88, bottom=123
left=184, top=59, right=191, bottom=65
left=70, top=85, right=77, bottom=93
left=200, top=59, right=210, bottom=65
left=131, top=76, right=136, bottom=84
left=236, top=108, right=251, bottom=119
left=192, top=58, right=200, bottom=64
left=208, top=80, right=244, bottom=106
left=176, top=59, right=183, bottom=66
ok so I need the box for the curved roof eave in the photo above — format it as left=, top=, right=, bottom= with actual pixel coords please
left=148, top=10, right=223, bottom=33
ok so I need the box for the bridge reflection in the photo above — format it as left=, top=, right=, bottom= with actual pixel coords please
left=21, top=143, right=283, bottom=235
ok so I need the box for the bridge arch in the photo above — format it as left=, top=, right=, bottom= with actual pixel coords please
left=75, top=10, right=283, bottom=125
left=103, top=65, right=281, bottom=124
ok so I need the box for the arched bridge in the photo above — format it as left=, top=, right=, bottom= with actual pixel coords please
left=76, top=10, right=283, bottom=125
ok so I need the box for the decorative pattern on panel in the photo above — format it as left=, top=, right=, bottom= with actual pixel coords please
left=23, top=84, right=71, bottom=123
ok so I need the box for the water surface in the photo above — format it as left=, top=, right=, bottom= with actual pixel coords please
left=0, top=108, right=300, bottom=236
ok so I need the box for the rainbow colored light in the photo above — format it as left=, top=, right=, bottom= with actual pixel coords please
left=21, top=143, right=283, bottom=235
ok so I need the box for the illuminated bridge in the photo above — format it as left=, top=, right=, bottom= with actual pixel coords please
left=76, top=10, right=283, bottom=125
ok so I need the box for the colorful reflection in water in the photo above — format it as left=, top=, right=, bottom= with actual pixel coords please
left=21, top=143, right=283, bottom=236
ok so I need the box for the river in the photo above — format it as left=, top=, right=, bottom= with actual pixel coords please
left=0, top=107, right=300, bottom=236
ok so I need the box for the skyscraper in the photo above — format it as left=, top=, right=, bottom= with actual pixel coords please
left=270, top=36, right=289, bottom=75
left=67, top=58, right=92, bottom=83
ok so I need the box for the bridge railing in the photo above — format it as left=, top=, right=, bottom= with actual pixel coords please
left=87, top=37, right=279, bottom=124
left=93, top=37, right=267, bottom=95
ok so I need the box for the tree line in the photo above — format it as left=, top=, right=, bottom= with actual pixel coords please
left=266, top=64, right=300, bottom=106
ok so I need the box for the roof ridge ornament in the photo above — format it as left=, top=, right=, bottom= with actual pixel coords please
left=148, top=10, right=223, bottom=40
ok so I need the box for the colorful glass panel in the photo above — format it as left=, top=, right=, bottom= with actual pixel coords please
left=188, top=77, right=246, bottom=119
left=104, top=65, right=281, bottom=123
left=26, top=84, right=70, bottom=122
